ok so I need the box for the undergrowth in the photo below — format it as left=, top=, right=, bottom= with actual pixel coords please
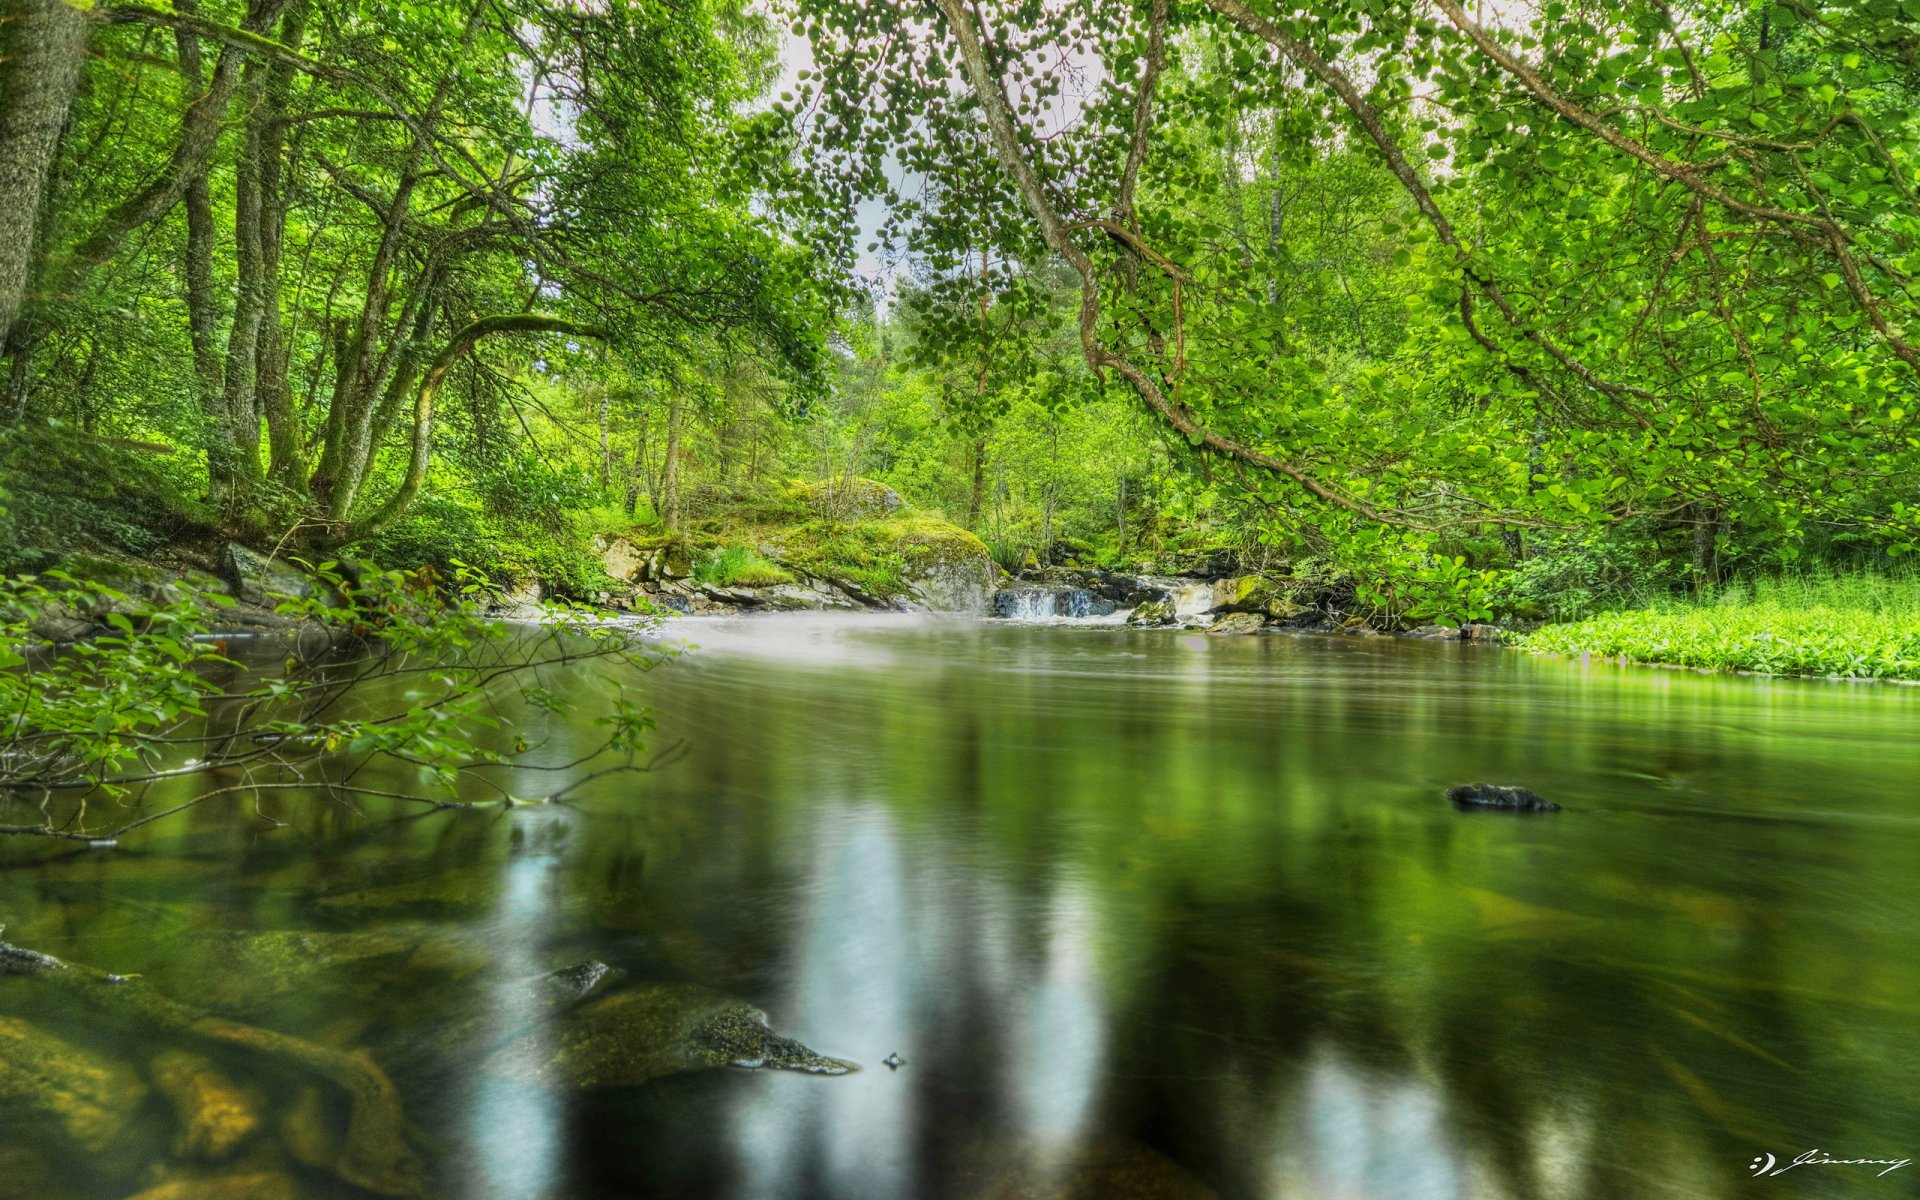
left=1521, top=570, right=1920, bottom=680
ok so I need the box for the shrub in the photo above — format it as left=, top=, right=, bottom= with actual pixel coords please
left=1520, top=569, right=1920, bottom=679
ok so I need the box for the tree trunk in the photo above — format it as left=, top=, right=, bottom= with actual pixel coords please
left=0, top=0, right=90, bottom=352
left=659, top=394, right=683, bottom=532
left=311, top=4, right=480, bottom=521
left=173, top=13, right=232, bottom=501
left=966, top=435, right=987, bottom=528
left=254, top=0, right=309, bottom=491
left=347, top=315, right=603, bottom=541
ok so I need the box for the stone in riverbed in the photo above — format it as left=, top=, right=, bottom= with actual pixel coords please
left=124, top=1170, right=306, bottom=1200
left=1206, top=612, right=1267, bottom=635
left=1128, top=598, right=1176, bottom=627
left=1446, top=784, right=1561, bottom=812
left=0, top=1015, right=149, bottom=1149
left=484, top=982, right=857, bottom=1088
left=150, top=1049, right=261, bottom=1160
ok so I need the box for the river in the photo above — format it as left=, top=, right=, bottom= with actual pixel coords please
left=2, top=614, right=1917, bottom=1199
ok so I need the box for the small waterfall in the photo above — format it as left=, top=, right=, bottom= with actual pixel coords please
left=991, top=587, right=1118, bottom=621
left=1172, top=582, right=1217, bottom=620
left=994, top=588, right=1062, bottom=620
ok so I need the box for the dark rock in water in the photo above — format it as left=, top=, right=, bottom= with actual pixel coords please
left=484, top=982, right=857, bottom=1088
left=1447, top=784, right=1560, bottom=812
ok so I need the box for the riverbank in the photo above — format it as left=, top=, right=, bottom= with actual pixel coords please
left=1520, top=572, right=1920, bottom=681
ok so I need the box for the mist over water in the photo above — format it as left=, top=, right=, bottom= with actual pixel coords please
left=3, top=615, right=1917, bottom=1199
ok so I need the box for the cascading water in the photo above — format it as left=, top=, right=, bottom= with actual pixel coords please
left=990, top=587, right=1120, bottom=621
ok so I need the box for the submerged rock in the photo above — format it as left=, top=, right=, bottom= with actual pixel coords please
left=124, top=1169, right=306, bottom=1200
left=485, top=982, right=857, bottom=1089
left=150, top=1049, right=261, bottom=1160
left=1447, top=784, right=1561, bottom=812
left=0, top=1015, right=149, bottom=1149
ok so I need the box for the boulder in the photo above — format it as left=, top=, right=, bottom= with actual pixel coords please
left=593, top=536, right=647, bottom=582
left=896, top=525, right=996, bottom=613
left=484, top=982, right=857, bottom=1089
left=1404, top=624, right=1461, bottom=639
left=1462, top=623, right=1505, bottom=643
left=1206, top=612, right=1267, bottom=636
left=0, top=1015, right=149, bottom=1149
left=220, top=544, right=311, bottom=608
left=1446, top=784, right=1561, bottom=812
left=1127, top=598, right=1176, bottom=627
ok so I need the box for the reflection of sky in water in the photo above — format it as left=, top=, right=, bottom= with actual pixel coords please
left=462, top=810, right=571, bottom=1200
left=1266, top=1049, right=1465, bottom=1200
left=726, top=805, right=1112, bottom=1199
left=1011, top=882, right=1106, bottom=1150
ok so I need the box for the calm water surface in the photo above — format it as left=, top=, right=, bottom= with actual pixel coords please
left=2, top=615, right=1918, bottom=1200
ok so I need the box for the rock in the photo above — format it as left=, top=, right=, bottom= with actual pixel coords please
left=150, top=1049, right=260, bottom=1160
left=1206, top=612, right=1267, bottom=636
left=648, top=545, right=693, bottom=581
left=278, top=1086, right=340, bottom=1170
left=593, top=536, right=647, bottom=582
left=158, top=929, right=440, bottom=1015
left=896, top=525, right=996, bottom=613
left=1462, top=623, right=1505, bottom=643
left=220, top=544, right=312, bottom=608
left=123, top=1170, right=306, bottom=1200
left=1404, top=624, right=1461, bottom=639
left=1446, top=784, right=1561, bottom=812
left=530, top=960, right=627, bottom=1007
left=485, top=982, right=857, bottom=1089
left=1127, top=598, right=1177, bottom=627
left=0, top=1015, right=149, bottom=1149
left=1210, top=575, right=1303, bottom=620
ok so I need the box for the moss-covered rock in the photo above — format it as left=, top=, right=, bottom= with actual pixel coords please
left=150, top=1049, right=261, bottom=1161
left=0, top=1015, right=149, bottom=1149
left=484, top=982, right=857, bottom=1088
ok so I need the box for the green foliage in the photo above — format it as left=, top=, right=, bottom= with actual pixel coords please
left=1522, top=571, right=1920, bottom=679
left=694, top=545, right=795, bottom=588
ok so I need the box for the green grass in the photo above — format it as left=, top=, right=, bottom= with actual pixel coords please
left=693, top=545, right=795, bottom=588
left=1520, top=570, right=1920, bottom=680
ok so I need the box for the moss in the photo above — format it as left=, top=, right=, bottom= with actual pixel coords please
left=0, top=427, right=219, bottom=573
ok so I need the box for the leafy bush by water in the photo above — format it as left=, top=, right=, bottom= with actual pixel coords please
left=1520, top=570, right=1920, bottom=679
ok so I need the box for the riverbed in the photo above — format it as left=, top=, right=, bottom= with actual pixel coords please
left=2, top=614, right=1917, bottom=1199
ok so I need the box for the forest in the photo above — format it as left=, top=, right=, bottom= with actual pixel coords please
left=2, top=0, right=1916, bottom=659
left=3, top=3, right=1920, bottom=1199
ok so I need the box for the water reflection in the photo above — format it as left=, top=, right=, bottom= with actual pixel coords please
left=461, top=810, right=571, bottom=1200
left=1, top=616, right=1917, bottom=1199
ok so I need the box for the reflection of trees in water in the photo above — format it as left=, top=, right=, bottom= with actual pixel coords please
left=611, top=635, right=1915, bottom=1200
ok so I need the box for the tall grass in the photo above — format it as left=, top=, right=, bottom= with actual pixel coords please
left=1520, top=568, right=1920, bottom=680
left=694, top=545, right=794, bottom=588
